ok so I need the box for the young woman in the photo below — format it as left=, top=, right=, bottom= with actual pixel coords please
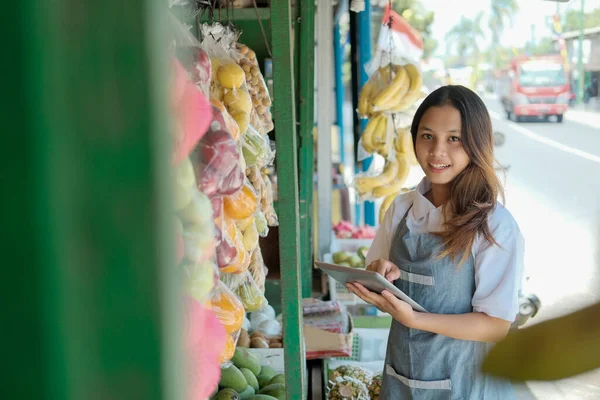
left=347, top=85, right=523, bottom=399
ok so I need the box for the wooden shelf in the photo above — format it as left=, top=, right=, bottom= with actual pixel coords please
left=198, top=7, right=270, bottom=22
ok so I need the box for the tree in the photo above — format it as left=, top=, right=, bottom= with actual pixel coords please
left=563, top=8, right=600, bottom=33
left=531, top=37, right=558, bottom=56
left=391, top=0, right=438, bottom=59
left=489, top=0, right=519, bottom=70
left=445, top=13, right=485, bottom=66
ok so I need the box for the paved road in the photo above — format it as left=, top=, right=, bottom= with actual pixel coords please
left=486, top=96, right=600, bottom=400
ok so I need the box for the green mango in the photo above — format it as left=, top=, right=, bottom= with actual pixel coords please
left=216, top=388, right=241, bottom=400
left=239, top=385, right=255, bottom=400
left=240, top=368, right=259, bottom=392
left=259, top=383, right=285, bottom=400
left=232, top=347, right=262, bottom=376
left=219, top=364, right=248, bottom=393
left=332, top=251, right=352, bottom=264
left=268, top=374, right=285, bottom=386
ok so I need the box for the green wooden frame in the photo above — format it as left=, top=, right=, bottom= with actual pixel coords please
left=3, top=1, right=179, bottom=399
left=296, top=0, right=316, bottom=300
left=271, top=2, right=307, bottom=398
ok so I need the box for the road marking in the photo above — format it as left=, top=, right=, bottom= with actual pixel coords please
left=489, top=110, right=600, bottom=164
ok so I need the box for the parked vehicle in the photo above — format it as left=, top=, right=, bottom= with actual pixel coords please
left=499, top=55, right=570, bottom=123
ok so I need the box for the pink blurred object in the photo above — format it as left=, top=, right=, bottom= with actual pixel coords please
left=183, top=296, right=226, bottom=400
left=353, top=225, right=377, bottom=239
left=170, top=58, right=213, bottom=166
left=333, top=221, right=356, bottom=239
left=333, top=221, right=377, bottom=239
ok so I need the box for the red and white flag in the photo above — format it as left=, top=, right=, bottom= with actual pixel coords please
left=376, top=5, right=424, bottom=64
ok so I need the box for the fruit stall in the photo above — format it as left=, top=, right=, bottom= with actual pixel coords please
left=7, top=0, right=424, bottom=399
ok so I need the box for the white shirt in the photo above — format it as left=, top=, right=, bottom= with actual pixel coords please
left=366, top=178, right=524, bottom=322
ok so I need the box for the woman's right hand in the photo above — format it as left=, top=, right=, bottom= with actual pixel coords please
left=367, top=259, right=401, bottom=282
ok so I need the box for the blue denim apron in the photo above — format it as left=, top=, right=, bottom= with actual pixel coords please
left=380, top=207, right=515, bottom=399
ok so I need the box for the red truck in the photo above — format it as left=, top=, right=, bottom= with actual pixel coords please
left=499, top=55, right=571, bottom=123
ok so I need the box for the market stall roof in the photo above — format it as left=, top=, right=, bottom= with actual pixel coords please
left=558, top=26, right=600, bottom=40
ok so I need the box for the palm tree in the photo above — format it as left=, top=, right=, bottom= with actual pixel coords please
left=446, top=13, right=485, bottom=66
left=490, top=0, right=519, bottom=70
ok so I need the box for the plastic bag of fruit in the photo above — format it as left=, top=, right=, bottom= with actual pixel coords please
left=234, top=270, right=267, bottom=313
left=234, top=43, right=274, bottom=135
left=208, top=281, right=245, bottom=337
left=357, top=6, right=424, bottom=119
left=261, top=173, right=279, bottom=227
left=242, top=125, right=274, bottom=168
left=212, top=198, right=238, bottom=269
left=200, top=23, right=252, bottom=137
left=210, top=97, right=241, bottom=141
left=177, top=190, right=215, bottom=264
left=223, top=179, right=259, bottom=220
left=249, top=247, right=268, bottom=293
left=181, top=258, right=219, bottom=304
left=217, top=216, right=250, bottom=274
left=191, top=125, right=244, bottom=198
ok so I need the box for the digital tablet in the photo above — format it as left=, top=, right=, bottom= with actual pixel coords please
left=315, top=261, right=428, bottom=313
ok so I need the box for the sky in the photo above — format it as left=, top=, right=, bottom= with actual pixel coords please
left=420, top=0, right=600, bottom=55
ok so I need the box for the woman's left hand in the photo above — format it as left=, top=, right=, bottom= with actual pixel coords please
left=346, top=282, right=418, bottom=328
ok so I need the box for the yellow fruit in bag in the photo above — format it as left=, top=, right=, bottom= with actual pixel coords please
left=235, top=280, right=266, bottom=312
left=242, top=222, right=259, bottom=252
left=231, top=111, right=249, bottom=135
left=217, top=64, right=245, bottom=89
left=224, top=89, right=252, bottom=114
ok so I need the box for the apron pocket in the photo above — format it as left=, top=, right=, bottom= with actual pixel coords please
left=399, top=269, right=435, bottom=286
left=386, top=364, right=451, bottom=390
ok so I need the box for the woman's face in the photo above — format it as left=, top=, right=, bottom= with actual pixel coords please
left=415, top=104, right=471, bottom=186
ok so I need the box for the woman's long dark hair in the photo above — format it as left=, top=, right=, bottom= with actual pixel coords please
left=410, top=85, right=504, bottom=264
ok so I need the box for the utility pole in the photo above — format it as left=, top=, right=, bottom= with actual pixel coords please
left=578, top=0, right=585, bottom=104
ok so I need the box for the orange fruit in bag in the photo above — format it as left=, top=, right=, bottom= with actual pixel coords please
left=208, top=282, right=245, bottom=335
left=224, top=184, right=257, bottom=220
left=220, top=224, right=251, bottom=275
left=218, top=333, right=237, bottom=364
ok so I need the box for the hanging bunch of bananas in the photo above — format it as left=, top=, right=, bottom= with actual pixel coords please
left=354, top=128, right=417, bottom=222
left=358, top=63, right=423, bottom=118
left=353, top=62, right=423, bottom=220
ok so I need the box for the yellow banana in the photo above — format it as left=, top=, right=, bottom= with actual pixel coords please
left=358, top=64, right=396, bottom=117
left=358, top=78, right=376, bottom=117
left=377, top=66, right=412, bottom=112
left=374, top=116, right=395, bottom=158
left=372, top=66, right=408, bottom=109
left=372, top=115, right=388, bottom=147
left=354, top=159, right=399, bottom=193
left=393, top=63, right=423, bottom=112
left=372, top=155, right=410, bottom=198
left=394, top=128, right=419, bottom=166
left=361, top=114, right=384, bottom=153
left=379, top=192, right=397, bottom=224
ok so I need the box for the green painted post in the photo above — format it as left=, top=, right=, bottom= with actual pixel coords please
left=271, top=1, right=306, bottom=399
left=295, top=0, right=316, bottom=299
left=2, top=1, right=179, bottom=399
